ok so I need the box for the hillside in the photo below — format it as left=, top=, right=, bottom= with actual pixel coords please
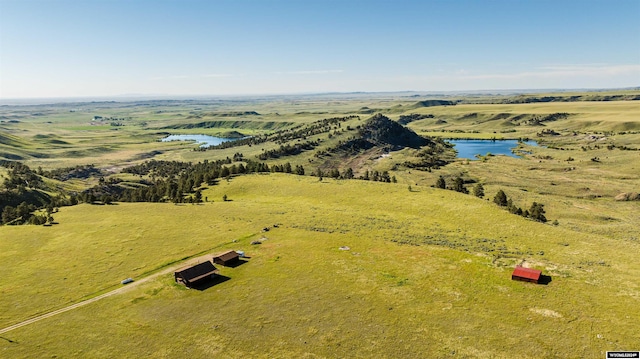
left=358, top=113, right=430, bottom=149
left=0, top=174, right=637, bottom=358
left=0, top=92, right=639, bottom=358
left=407, top=99, right=456, bottom=109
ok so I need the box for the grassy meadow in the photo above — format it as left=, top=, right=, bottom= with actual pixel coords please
left=1, top=91, right=639, bottom=357
left=1, top=174, right=639, bottom=358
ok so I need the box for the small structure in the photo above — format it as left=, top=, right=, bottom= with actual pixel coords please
left=512, top=266, right=542, bottom=284
left=174, top=261, right=219, bottom=287
left=213, top=250, right=240, bottom=267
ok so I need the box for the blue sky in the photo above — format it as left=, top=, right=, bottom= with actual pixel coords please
left=1, top=0, right=639, bottom=98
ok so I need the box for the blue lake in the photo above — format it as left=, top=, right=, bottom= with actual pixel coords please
left=161, top=134, right=239, bottom=148
left=449, top=139, right=537, bottom=160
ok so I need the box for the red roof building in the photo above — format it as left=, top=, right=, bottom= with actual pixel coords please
left=512, top=266, right=542, bottom=284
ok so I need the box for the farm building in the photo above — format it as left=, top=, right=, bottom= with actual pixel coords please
left=213, top=250, right=240, bottom=267
left=174, top=261, right=219, bottom=287
left=512, top=266, right=542, bottom=284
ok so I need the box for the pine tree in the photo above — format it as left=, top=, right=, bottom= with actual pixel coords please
left=342, top=168, right=354, bottom=179
left=493, top=190, right=508, bottom=206
left=435, top=176, right=446, bottom=189
left=529, top=202, right=547, bottom=222
left=454, top=177, right=468, bottom=194
left=472, top=183, right=484, bottom=198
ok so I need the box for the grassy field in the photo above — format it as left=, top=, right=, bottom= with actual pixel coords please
left=1, top=92, right=639, bottom=357
left=1, top=174, right=639, bottom=358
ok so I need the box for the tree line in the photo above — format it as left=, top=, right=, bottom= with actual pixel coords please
left=313, top=167, right=396, bottom=183
left=256, top=141, right=319, bottom=160
left=84, top=158, right=304, bottom=204
left=204, top=116, right=358, bottom=151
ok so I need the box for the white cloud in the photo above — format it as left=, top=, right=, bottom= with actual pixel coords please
left=274, top=70, right=344, bottom=75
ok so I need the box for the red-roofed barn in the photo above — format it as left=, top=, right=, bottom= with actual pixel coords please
left=512, top=266, right=542, bottom=284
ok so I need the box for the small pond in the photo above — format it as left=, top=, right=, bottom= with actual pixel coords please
left=161, top=134, right=240, bottom=148
left=449, top=139, right=538, bottom=160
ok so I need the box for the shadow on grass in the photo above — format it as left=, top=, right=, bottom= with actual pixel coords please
left=538, top=275, right=552, bottom=285
left=192, top=275, right=231, bottom=291
left=221, top=259, right=248, bottom=268
left=0, top=336, right=18, bottom=344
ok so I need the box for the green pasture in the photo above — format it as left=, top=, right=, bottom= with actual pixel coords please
left=1, top=174, right=639, bottom=358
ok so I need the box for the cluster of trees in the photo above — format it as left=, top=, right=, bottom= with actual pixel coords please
left=256, top=141, right=319, bottom=160
left=83, top=158, right=303, bottom=204
left=524, top=112, right=569, bottom=126
left=360, top=169, right=395, bottom=183
left=434, top=175, right=484, bottom=196
left=40, top=164, right=101, bottom=181
left=206, top=116, right=358, bottom=150
left=322, top=138, right=378, bottom=158
left=1, top=202, right=53, bottom=225
left=493, top=189, right=547, bottom=222
left=0, top=161, right=80, bottom=225
left=267, top=116, right=357, bottom=145
left=323, top=137, right=374, bottom=156
left=537, top=129, right=561, bottom=137
left=404, top=140, right=455, bottom=171
left=122, top=159, right=194, bottom=177
left=314, top=168, right=396, bottom=183
left=269, top=162, right=305, bottom=175
left=201, top=134, right=269, bottom=150
left=1, top=161, right=44, bottom=191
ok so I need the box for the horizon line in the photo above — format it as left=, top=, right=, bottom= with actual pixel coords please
left=1, top=86, right=639, bottom=105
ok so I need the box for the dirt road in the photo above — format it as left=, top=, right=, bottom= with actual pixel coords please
left=0, top=255, right=212, bottom=335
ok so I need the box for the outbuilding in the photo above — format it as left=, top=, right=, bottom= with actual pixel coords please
left=213, top=250, right=241, bottom=267
left=512, top=266, right=542, bottom=284
left=174, top=261, right=219, bottom=287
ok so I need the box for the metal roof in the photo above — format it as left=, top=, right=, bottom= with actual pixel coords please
left=512, top=266, right=541, bottom=280
left=174, top=261, right=218, bottom=284
left=214, top=250, right=240, bottom=262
